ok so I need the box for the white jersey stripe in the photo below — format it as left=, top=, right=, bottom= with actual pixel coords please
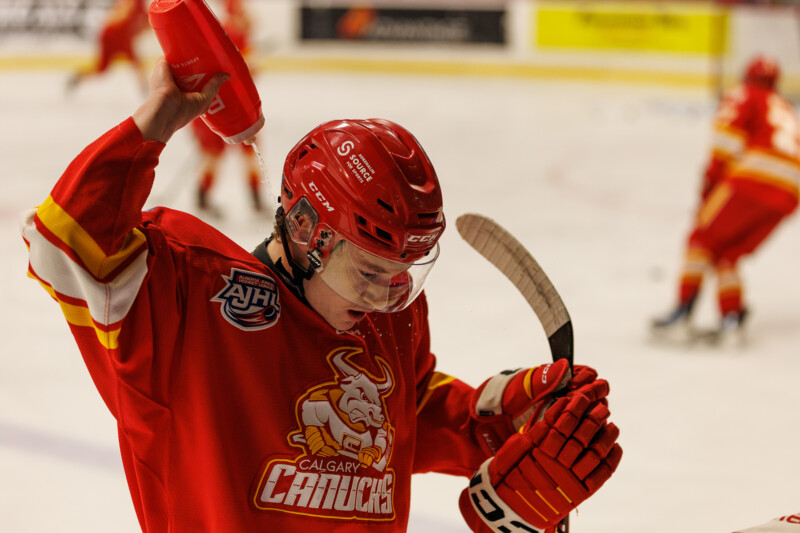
left=711, top=129, right=745, bottom=157
left=735, top=151, right=800, bottom=186
left=22, top=208, right=149, bottom=328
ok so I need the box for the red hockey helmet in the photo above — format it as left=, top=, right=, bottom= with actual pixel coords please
left=280, top=119, right=445, bottom=312
left=744, top=55, right=780, bottom=89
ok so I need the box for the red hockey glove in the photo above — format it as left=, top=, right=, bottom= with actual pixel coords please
left=460, top=390, right=622, bottom=532
left=471, top=359, right=602, bottom=455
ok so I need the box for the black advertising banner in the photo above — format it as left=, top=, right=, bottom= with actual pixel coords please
left=0, top=0, right=112, bottom=36
left=300, top=6, right=507, bottom=45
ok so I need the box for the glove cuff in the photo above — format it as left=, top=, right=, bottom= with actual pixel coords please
left=463, top=458, right=546, bottom=533
left=474, top=368, right=527, bottom=417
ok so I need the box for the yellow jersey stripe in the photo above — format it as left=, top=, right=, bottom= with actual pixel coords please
left=698, top=183, right=732, bottom=228
left=28, top=271, right=121, bottom=350
left=36, top=195, right=147, bottom=279
left=416, top=372, right=456, bottom=414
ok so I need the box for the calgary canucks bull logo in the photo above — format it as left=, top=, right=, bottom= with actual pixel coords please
left=252, top=347, right=397, bottom=521
left=212, top=268, right=280, bottom=330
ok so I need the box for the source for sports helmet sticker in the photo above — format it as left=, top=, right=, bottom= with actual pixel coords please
left=345, top=151, right=375, bottom=184
left=211, top=268, right=281, bottom=330
left=333, top=135, right=375, bottom=184
left=251, top=347, right=397, bottom=521
left=336, top=140, right=355, bottom=156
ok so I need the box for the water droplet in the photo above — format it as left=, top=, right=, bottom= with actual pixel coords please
left=247, top=140, right=275, bottom=210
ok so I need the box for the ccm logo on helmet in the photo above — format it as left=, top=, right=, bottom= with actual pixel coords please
left=336, top=140, right=354, bottom=157
left=309, top=181, right=335, bottom=212
left=407, top=231, right=440, bottom=244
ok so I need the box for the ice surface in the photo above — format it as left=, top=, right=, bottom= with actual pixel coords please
left=2, top=66, right=799, bottom=532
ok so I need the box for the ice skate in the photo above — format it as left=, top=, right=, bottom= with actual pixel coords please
left=699, top=309, right=748, bottom=347
left=650, top=301, right=694, bottom=344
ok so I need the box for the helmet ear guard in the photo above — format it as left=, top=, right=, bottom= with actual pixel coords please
left=283, top=196, right=337, bottom=271
left=284, top=197, right=318, bottom=246
left=306, top=223, right=337, bottom=271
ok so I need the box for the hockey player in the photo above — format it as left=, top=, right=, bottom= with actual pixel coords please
left=652, top=55, right=800, bottom=342
left=23, top=59, right=621, bottom=532
left=67, top=0, right=149, bottom=94
left=190, top=0, right=265, bottom=215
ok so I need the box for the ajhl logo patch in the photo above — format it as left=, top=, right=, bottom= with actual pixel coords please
left=212, top=268, right=281, bottom=330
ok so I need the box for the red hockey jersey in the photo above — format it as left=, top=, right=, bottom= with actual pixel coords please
left=22, top=118, right=489, bottom=531
left=704, top=82, right=800, bottom=214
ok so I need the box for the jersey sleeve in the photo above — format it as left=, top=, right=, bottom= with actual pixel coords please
left=22, top=117, right=166, bottom=414
left=410, top=294, right=489, bottom=477
left=704, top=85, right=751, bottom=189
left=711, top=85, right=750, bottom=162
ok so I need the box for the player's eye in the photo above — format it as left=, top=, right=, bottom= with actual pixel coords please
left=360, top=270, right=379, bottom=281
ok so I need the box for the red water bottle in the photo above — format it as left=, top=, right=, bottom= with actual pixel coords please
left=148, top=0, right=264, bottom=144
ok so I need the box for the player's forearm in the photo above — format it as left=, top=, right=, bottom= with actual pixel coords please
left=132, top=94, right=184, bottom=144
left=40, top=118, right=164, bottom=273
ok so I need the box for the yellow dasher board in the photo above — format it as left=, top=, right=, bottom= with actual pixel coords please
left=534, top=1, right=729, bottom=55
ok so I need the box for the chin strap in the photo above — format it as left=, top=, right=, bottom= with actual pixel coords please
left=252, top=206, right=315, bottom=303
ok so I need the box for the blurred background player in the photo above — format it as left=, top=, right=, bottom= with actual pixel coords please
left=66, top=0, right=149, bottom=94
left=190, top=0, right=266, bottom=216
left=652, top=55, right=800, bottom=343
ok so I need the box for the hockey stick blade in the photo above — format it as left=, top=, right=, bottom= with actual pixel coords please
left=456, top=213, right=574, bottom=367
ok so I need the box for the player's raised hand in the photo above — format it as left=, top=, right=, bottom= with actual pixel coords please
left=133, top=57, right=229, bottom=143
left=460, top=389, right=622, bottom=532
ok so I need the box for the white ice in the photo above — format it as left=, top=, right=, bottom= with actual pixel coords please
left=2, top=66, right=799, bottom=532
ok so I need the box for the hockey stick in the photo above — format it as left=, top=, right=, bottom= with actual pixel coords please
left=456, top=213, right=573, bottom=533
left=456, top=213, right=573, bottom=368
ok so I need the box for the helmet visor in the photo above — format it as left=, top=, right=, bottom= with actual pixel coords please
left=317, top=238, right=438, bottom=313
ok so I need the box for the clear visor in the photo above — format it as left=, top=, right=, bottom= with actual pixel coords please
left=317, top=237, right=439, bottom=313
